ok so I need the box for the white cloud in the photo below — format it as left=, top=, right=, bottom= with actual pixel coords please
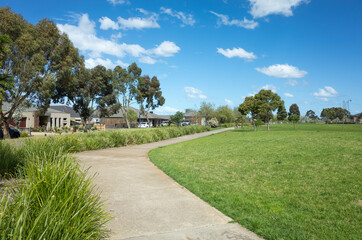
left=160, top=7, right=195, bottom=26
left=217, top=47, right=257, bottom=60
left=99, top=10, right=159, bottom=30
left=111, top=32, right=123, bottom=41
left=284, top=93, right=294, bottom=98
left=139, top=56, right=157, bottom=64
left=256, top=64, right=307, bottom=78
left=184, top=87, right=207, bottom=99
left=312, top=86, right=339, bottom=102
left=249, top=0, right=309, bottom=18
left=261, top=84, right=278, bottom=93
left=107, top=0, right=128, bottom=5
left=85, top=58, right=128, bottom=69
left=99, top=16, right=119, bottom=30
left=150, top=41, right=180, bottom=57
left=154, top=106, right=180, bottom=114
left=286, top=79, right=299, bottom=86
left=224, top=99, right=233, bottom=106
left=57, top=14, right=180, bottom=64
left=210, top=11, right=258, bottom=29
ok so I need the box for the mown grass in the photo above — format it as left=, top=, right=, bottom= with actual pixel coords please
left=149, top=124, right=362, bottom=240
left=0, top=125, right=211, bottom=238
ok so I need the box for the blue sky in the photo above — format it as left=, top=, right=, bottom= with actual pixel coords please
left=3, top=0, right=362, bottom=116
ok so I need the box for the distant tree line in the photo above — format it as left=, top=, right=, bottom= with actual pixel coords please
left=0, top=7, right=164, bottom=138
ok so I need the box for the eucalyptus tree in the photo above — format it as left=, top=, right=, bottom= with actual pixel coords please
left=71, top=65, right=118, bottom=132
left=254, top=90, right=283, bottom=131
left=137, top=75, right=165, bottom=124
left=288, top=104, right=301, bottom=129
left=216, top=105, right=235, bottom=124
left=113, top=63, right=142, bottom=128
left=0, top=7, right=77, bottom=138
left=277, top=101, right=287, bottom=121
left=239, top=96, right=259, bottom=131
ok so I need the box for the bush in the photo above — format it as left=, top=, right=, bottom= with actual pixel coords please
left=0, top=152, right=110, bottom=239
left=208, top=118, right=219, bottom=128
left=220, top=123, right=234, bottom=128
left=0, top=141, right=23, bottom=177
left=20, top=132, right=29, bottom=138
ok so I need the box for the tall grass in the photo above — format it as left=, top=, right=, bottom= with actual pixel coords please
left=0, top=125, right=211, bottom=239
left=0, top=151, right=110, bottom=239
left=0, top=141, right=23, bottom=177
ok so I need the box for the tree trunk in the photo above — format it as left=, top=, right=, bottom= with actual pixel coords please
left=1, top=118, right=10, bottom=139
left=293, top=121, right=296, bottom=130
left=267, top=121, right=270, bottom=131
left=82, top=119, right=87, bottom=133
left=124, top=109, right=130, bottom=129
left=253, top=120, right=256, bottom=132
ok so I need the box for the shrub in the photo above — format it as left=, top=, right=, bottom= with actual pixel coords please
left=20, top=132, right=29, bottom=138
left=0, top=152, right=110, bottom=239
left=0, top=141, right=23, bottom=177
left=208, top=118, right=219, bottom=128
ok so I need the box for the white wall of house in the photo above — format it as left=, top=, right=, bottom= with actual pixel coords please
left=24, top=111, right=36, bottom=128
left=46, top=113, right=71, bottom=129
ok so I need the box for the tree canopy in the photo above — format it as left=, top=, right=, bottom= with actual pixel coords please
left=170, top=111, right=184, bottom=126
left=216, top=105, right=235, bottom=123
left=320, top=107, right=350, bottom=121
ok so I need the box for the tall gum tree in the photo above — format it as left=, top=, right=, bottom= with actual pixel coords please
left=137, top=75, right=165, bottom=124
left=113, top=63, right=142, bottom=128
left=254, top=90, right=282, bottom=131
left=0, top=8, right=73, bottom=138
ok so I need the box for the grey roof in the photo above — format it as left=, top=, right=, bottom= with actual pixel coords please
left=105, top=107, right=169, bottom=120
left=184, top=111, right=198, bottom=117
left=49, top=105, right=80, bottom=118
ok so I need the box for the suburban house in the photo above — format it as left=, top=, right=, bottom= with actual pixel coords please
left=101, top=107, right=169, bottom=128
left=1, top=102, right=70, bottom=130
left=184, top=111, right=205, bottom=125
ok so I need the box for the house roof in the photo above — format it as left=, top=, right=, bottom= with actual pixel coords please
left=105, top=106, right=169, bottom=120
left=49, top=106, right=80, bottom=118
left=184, top=111, right=198, bottom=117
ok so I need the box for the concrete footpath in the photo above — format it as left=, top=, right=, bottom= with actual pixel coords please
left=76, top=128, right=262, bottom=240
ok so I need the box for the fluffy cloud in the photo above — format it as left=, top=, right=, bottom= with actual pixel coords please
left=261, top=84, right=278, bottom=93
left=57, top=14, right=180, bottom=64
left=284, top=93, right=294, bottom=98
left=139, top=56, right=157, bottom=64
left=312, top=86, right=339, bottom=102
left=107, top=0, right=128, bottom=5
left=160, top=7, right=195, bottom=26
left=224, top=99, right=233, bottom=106
left=85, top=58, right=128, bottom=69
left=217, top=47, right=257, bottom=60
left=210, top=11, right=258, bottom=29
left=99, top=9, right=159, bottom=30
left=150, top=41, right=180, bottom=57
left=249, top=0, right=309, bottom=18
left=184, top=87, right=207, bottom=99
left=256, top=64, right=307, bottom=78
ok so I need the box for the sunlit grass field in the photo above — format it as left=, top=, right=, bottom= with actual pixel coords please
left=149, top=124, right=362, bottom=240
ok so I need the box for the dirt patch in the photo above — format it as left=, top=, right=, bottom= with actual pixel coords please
left=357, top=200, right=362, bottom=206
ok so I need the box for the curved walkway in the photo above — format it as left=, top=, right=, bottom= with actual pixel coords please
left=76, top=128, right=262, bottom=240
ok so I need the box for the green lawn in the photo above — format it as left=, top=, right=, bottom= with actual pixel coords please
left=149, top=124, right=362, bottom=240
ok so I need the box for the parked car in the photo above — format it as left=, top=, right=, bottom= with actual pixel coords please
left=181, top=120, right=190, bottom=126
left=0, top=127, right=21, bottom=139
left=161, top=121, right=169, bottom=127
left=138, top=122, right=150, bottom=128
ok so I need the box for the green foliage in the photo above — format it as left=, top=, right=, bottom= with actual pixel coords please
left=20, top=131, right=28, bottom=137
left=288, top=114, right=300, bottom=123
left=170, top=111, right=184, bottom=126
left=254, top=90, right=282, bottom=127
left=207, top=117, right=219, bottom=128
left=137, top=75, right=165, bottom=123
left=0, top=152, right=110, bottom=239
left=305, top=109, right=318, bottom=120
left=215, top=105, right=235, bottom=123
left=198, top=102, right=215, bottom=121
left=150, top=124, right=362, bottom=240
left=113, top=63, right=142, bottom=128
left=127, top=109, right=138, bottom=123
left=321, top=107, right=350, bottom=121
left=277, top=102, right=287, bottom=121
left=288, top=103, right=300, bottom=117
left=0, top=141, right=23, bottom=177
